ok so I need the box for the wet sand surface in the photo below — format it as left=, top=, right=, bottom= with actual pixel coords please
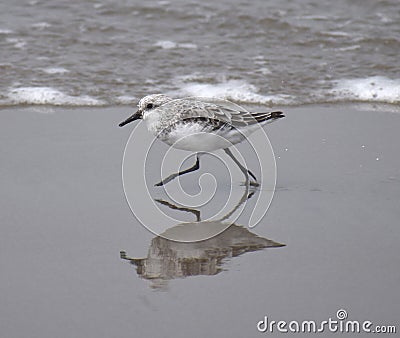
left=1, top=105, right=399, bottom=337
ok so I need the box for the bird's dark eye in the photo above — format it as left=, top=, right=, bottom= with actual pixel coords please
left=146, top=103, right=154, bottom=109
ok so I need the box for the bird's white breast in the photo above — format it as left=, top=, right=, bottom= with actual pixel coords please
left=158, top=122, right=238, bottom=151
left=143, top=110, right=162, bottom=135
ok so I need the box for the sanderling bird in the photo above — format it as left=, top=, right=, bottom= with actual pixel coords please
left=119, top=94, right=284, bottom=186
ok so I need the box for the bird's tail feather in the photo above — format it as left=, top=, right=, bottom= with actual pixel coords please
left=251, top=111, right=285, bottom=123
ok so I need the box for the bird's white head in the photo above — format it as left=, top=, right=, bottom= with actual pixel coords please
left=138, top=94, right=172, bottom=113
left=119, top=94, right=172, bottom=127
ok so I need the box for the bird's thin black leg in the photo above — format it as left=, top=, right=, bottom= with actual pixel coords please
left=223, top=148, right=258, bottom=186
left=155, top=153, right=200, bottom=187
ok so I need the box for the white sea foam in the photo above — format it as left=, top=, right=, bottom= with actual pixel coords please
left=41, top=67, right=70, bottom=74
left=115, top=95, right=137, bottom=105
left=256, top=67, right=272, bottom=75
left=376, top=12, right=392, bottom=23
left=336, top=45, right=360, bottom=52
left=321, top=31, right=350, bottom=37
left=252, top=55, right=269, bottom=66
left=329, top=76, right=400, bottom=104
left=0, top=28, right=13, bottom=34
left=154, top=40, right=198, bottom=49
left=154, top=41, right=176, bottom=49
left=7, top=87, right=104, bottom=106
left=177, top=79, right=294, bottom=105
left=6, top=38, right=26, bottom=49
left=297, top=15, right=330, bottom=21
left=31, top=22, right=52, bottom=29
left=179, top=43, right=198, bottom=49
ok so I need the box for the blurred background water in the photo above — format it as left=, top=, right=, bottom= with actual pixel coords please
left=1, top=0, right=399, bottom=106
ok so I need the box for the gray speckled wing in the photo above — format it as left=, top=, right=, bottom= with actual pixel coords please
left=154, top=97, right=284, bottom=131
left=157, top=98, right=232, bottom=123
left=186, top=97, right=285, bottom=127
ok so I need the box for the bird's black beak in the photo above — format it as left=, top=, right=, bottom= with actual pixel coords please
left=119, top=110, right=142, bottom=127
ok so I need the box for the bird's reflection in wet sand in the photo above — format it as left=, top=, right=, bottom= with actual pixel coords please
left=121, top=187, right=285, bottom=289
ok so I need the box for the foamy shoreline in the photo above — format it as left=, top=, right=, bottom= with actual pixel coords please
left=2, top=75, right=400, bottom=108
